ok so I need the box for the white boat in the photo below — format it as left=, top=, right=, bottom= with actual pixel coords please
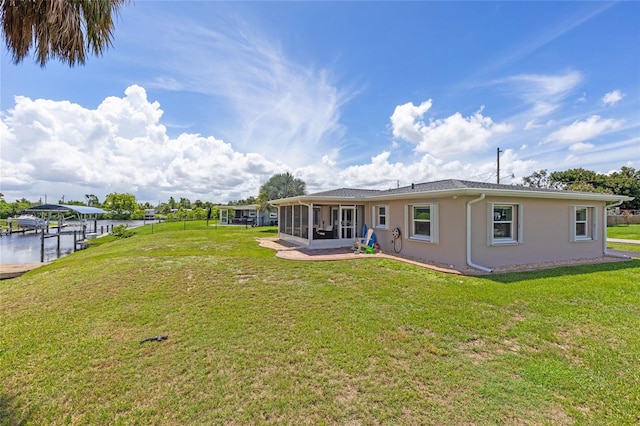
left=16, top=214, right=46, bottom=229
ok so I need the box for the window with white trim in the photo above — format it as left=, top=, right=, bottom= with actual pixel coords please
left=488, top=203, right=522, bottom=245
left=406, top=203, right=439, bottom=243
left=372, top=205, right=388, bottom=229
left=571, top=206, right=597, bottom=241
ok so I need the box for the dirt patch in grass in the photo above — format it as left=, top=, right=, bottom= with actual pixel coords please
left=458, top=338, right=493, bottom=364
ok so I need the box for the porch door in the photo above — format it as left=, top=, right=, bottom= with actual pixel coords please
left=220, top=209, right=229, bottom=225
left=331, top=207, right=339, bottom=228
left=340, top=206, right=356, bottom=239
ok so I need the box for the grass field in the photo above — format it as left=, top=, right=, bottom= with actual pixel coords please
left=607, top=242, right=640, bottom=253
left=607, top=224, right=640, bottom=253
left=607, top=223, right=640, bottom=240
left=1, top=222, right=639, bottom=425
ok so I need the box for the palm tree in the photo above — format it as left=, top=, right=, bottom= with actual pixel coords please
left=1, top=0, right=128, bottom=67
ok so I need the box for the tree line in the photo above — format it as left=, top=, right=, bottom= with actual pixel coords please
left=0, top=172, right=308, bottom=220
left=522, top=166, right=639, bottom=210
left=0, top=193, right=227, bottom=221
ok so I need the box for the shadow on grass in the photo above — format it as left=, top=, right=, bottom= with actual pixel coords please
left=481, top=259, right=640, bottom=284
left=0, top=393, right=29, bottom=426
left=259, top=228, right=278, bottom=234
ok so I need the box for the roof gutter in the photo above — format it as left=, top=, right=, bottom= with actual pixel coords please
left=271, top=188, right=634, bottom=205
left=466, top=193, right=492, bottom=273
left=603, top=199, right=631, bottom=259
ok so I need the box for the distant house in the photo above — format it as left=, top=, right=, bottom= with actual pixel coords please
left=270, top=179, right=634, bottom=272
left=144, top=209, right=156, bottom=220
left=219, top=204, right=277, bottom=226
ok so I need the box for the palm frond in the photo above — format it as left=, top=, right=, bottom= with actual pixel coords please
left=1, top=0, right=128, bottom=67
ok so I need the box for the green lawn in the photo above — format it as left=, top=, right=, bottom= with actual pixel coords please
left=607, top=242, right=640, bottom=253
left=2, top=222, right=639, bottom=425
left=607, top=223, right=640, bottom=240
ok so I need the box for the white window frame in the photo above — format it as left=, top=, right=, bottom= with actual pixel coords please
left=404, top=203, right=439, bottom=243
left=488, top=203, right=523, bottom=245
left=372, top=204, right=389, bottom=229
left=570, top=205, right=597, bottom=242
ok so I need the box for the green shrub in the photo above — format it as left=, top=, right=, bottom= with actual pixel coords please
left=111, top=224, right=134, bottom=239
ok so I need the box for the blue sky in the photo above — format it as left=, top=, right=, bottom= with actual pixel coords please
left=1, top=1, right=638, bottom=204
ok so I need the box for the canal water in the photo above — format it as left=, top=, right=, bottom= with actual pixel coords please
left=0, top=220, right=150, bottom=264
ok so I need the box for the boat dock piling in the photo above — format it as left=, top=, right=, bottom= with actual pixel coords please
left=38, top=227, right=91, bottom=262
left=40, top=232, right=61, bottom=263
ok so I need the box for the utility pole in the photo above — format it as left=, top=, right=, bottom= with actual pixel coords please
left=496, top=147, right=503, bottom=184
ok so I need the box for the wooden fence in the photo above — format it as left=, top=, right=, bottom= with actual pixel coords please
left=608, top=215, right=640, bottom=226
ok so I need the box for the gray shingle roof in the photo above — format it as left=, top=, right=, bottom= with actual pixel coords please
left=308, top=179, right=571, bottom=198
left=277, top=178, right=628, bottom=204
left=310, top=188, right=384, bottom=198
left=379, top=179, right=571, bottom=195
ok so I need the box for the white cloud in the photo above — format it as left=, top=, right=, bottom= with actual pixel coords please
left=305, top=148, right=536, bottom=191
left=543, top=115, right=623, bottom=144
left=7, top=87, right=527, bottom=203
left=602, top=90, right=624, bottom=105
left=498, top=71, right=583, bottom=119
left=569, top=142, right=595, bottom=151
left=0, top=158, right=35, bottom=189
left=390, top=102, right=512, bottom=156
left=497, top=149, right=538, bottom=183
left=139, top=14, right=349, bottom=168
left=0, top=86, right=283, bottom=203
left=2, top=80, right=632, bottom=205
left=514, top=72, right=582, bottom=99
left=390, top=100, right=433, bottom=142
left=321, top=155, right=336, bottom=167
left=576, top=92, right=587, bottom=103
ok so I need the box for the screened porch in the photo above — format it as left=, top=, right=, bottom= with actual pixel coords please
left=278, top=203, right=366, bottom=248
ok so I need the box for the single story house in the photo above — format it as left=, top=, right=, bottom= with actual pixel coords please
left=269, top=179, right=634, bottom=272
left=219, top=204, right=278, bottom=226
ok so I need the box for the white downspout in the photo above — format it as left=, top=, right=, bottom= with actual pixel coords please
left=603, top=200, right=630, bottom=259
left=466, top=193, right=493, bottom=273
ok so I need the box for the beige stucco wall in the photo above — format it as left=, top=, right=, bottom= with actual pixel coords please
left=469, top=197, right=605, bottom=267
left=366, top=195, right=607, bottom=269
left=368, top=196, right=468, bottom=268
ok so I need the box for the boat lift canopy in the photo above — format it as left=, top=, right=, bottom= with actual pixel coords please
left=22, top=204, right=107, bottom=216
